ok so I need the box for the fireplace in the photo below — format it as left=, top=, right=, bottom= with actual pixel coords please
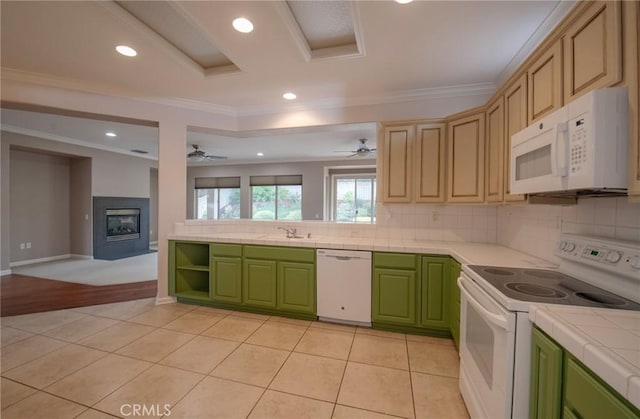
left=106, top=208, right=140, bottom=242
left=93, top=197, right=151, bottom=260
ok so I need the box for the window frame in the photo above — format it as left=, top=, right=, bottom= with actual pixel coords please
left=330, top=173, right=377, bottom=224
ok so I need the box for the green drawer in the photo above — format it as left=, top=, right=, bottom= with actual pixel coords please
left=374, top=252, right=418, bottom=270
left=243, top=245, right=315, bottom=263
left=211, top=243, right=242, bottom=258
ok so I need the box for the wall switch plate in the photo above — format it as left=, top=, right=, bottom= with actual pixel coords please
left=26, top=242, right=31, bottom=249
left=20, top=243, right=25, bottom=250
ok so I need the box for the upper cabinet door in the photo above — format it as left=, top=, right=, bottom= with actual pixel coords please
left=563, top=1, right=622, bottom=102
left=485, top=97, right=504, bottom=203
left=503, top=75, right=528, bottom=202
left=381, top=125, right=414, bottom=202
left=415, top=123, right=446, bottom=203
left=528, top=40, right=563, bottom=123
left=446, top=112, right=485, bottom=203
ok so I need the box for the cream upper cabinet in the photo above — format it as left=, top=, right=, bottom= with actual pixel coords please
left=563, top=1, right=622, bottom=102
left=381, top=125, right=414, bottom=202
left=527, top=39, right=563, bottom=123
left=503, top=75, right=528, bottom=202
left=414, top=123, right=446, bottom=203
left=485, top=98, right=504, bottom=202
left=626, top=0, right=640, bottom=198
left=447, top=111, right=485, bottom=203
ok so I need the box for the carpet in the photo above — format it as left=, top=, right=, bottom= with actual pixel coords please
left=12, top=253, right=158, bottom=286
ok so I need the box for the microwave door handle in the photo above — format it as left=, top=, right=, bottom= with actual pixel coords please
left=552, top=122, right=569, bottom=177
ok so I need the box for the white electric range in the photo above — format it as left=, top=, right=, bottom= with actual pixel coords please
left=457, top=234, right=640, bottom=419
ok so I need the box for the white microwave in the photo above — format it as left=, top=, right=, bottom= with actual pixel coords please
left=510, top=87, right=628, bottom=195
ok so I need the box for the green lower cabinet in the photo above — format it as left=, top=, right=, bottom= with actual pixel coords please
left=420, top=257, right=451, bottom=330
left=211, top=256, right=242, bottom=304
left=277, top=262, right=315, bottom=314
left=530, top=326, right=640, bottom=419
left=530, top=327, right=563, bottom=419
left=242, top=259, right=277, bottom=308
left=372, top=268, right=417, bottom=326
left=563, top=356, right=639, bottom=419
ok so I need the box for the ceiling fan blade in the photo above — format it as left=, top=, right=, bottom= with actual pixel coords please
left=346, top=153, right=358, bottom=158
left=205, top=155, right=228, bottom=160
left=333, top=150, right=357, bottom=153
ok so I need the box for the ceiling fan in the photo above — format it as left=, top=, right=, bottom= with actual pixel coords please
left=334, top=138, right=377, bottom=158
left=187, top=144, right=227, bottom=161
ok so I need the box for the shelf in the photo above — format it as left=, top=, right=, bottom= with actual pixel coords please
left=176, top=290, right=210, bottom=301
left=177, top=264, right=210, bottom=272
left=175, top=269, right=210, bottom=298
left=175, top=242, right=210, bottom=267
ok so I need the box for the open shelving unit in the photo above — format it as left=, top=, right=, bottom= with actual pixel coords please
left=174, top=242, right=211, bottom=301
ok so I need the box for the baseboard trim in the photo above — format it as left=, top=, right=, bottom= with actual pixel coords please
left=155, top=296, right=177, bottom=305
left=1, top=269, right=12, bottom=276
left=70, top=254, right=94, bottom=260
left=9, top=254, right=71, bottom=268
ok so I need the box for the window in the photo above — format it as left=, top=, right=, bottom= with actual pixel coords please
left=251, top=175, right=302, bottom=220
left=194, top=177, right=241, bottom=220
left=329, top=169, right=376, bottom=223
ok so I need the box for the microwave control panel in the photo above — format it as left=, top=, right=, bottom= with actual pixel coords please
left=569, top=114, right=589, bottom=174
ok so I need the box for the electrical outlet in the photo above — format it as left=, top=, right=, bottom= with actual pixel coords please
left=26, top=242, right=31, bottom=249
left=432, top=210, right=440, bottom=222
left=85, top=214, right=89, bottom=220
left=20, top=243, right=25, bottom=250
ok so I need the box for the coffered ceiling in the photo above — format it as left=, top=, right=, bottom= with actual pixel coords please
left=0, top=0, right=574, bottom=163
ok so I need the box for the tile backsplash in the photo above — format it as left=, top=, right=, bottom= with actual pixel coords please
left=497, top=196, right=640, bottom=262
left=175, top=196, right=638, bottom=264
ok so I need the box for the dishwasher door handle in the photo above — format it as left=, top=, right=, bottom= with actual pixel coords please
left=335, top=256, right=353, bottom=261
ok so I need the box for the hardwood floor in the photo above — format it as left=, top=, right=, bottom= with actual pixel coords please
left=0, top=274, right=157, bottom=317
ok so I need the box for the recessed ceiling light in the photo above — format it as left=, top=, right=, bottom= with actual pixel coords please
left=395, top=0, right=413, bottom=3
left=115, top=45, right=137, bottom=57
left=232, top=17, right=254, bottom=33
left=257, top=152, right=264, bottom=157
left=282, top=92, right=297, bottom=100
left=106, top=132, right=117, bottom=137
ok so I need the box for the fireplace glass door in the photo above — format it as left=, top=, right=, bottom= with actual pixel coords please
left=106, top=208, right=141, bottom=241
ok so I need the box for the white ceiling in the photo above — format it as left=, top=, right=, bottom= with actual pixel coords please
left=0, top=0, right=574, bottom=164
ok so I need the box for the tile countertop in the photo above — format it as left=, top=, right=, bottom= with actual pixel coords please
left=167, top=233, right=556, bottom=269
left=530, top=304, right=640, bottom=409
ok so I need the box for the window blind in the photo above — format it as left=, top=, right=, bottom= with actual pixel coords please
left=250, top=175, right=302, bottom=186
left=194, top=176, right=240, bottom=189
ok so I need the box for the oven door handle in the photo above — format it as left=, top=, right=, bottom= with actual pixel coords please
left=458, top=277, right=509, bottom=331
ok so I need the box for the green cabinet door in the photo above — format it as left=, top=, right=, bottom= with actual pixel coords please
left=243, top=259, right=277, bottom=308
left=277, top=262, right=315, bottom=314
left=530, top=327, right=563, bottom=419
left=563, top=355, right=640, bottom=419
left=211, top=256, right=242, bottom=304
left=372, top=268, right=417, bottom=325
left=420, top=257, right=451, bottom=330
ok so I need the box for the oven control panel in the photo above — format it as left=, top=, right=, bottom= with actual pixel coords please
left=555, top=234, right=640, bottom=280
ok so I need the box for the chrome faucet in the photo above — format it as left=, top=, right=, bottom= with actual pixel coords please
left=277, top=226, right=297, bottom=238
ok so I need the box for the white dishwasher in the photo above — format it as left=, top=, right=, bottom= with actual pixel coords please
left=316, top=249, right=371, bottom=326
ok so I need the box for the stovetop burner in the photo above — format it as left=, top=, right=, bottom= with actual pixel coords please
left=468, top=265, right=640, bottom=310
left=505, top=283, right=568, bottom=299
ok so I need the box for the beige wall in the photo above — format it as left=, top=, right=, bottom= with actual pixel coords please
left=69, top=157, right=92, bottom=256
left=150, top=168, right=158, bottom=242
left=186, top=159, right=375, bottom=221
left=1, top=130, right=157, bottom=268
left=10, top=149, right=71, bottom=263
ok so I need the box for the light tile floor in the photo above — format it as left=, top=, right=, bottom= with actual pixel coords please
left=0, top=299, right=469, bottom=419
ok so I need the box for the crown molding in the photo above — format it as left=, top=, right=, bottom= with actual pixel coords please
left=3, top=68, right=495, bottom=120
left=236, top=82, right=497, bottom=117
left=496, top=0, right=576, bottom=84
left=1, top=124, right=158, bottom=161
left=1, top=68, right=238, bottom=117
